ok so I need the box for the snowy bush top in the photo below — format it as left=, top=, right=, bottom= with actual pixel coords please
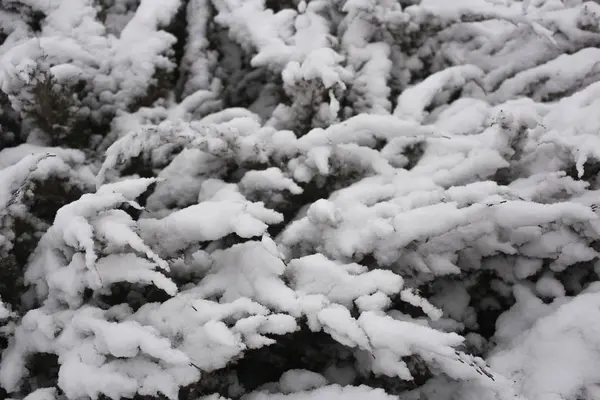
left=2, top=0, right=600, bottom=400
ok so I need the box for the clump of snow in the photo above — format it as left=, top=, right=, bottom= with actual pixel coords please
left=491, top=287, right=600, bottom=400
left=277, top=370, right=328, bottom=393
left=24, top=177, right=173, bottom=307
left=244, top=384, right=398, bottom=400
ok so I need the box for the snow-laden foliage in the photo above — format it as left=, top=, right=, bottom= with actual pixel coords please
left=3, top=0, right=600, bottom=399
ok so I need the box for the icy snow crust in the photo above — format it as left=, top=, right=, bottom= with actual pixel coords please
left=2, top=0, right=600, bottom=399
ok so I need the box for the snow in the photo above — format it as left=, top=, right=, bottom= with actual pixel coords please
left=288, top=254, right=403, bottom=308
left=240, top=168, right=303, bottom=195
left=138, top=198, right=283, bottom=254
left=277, top=370, right=328, bottom=393
left=4, top=0, right=600, bottom=399
left=535, top=273, right=566, bottom=298
left=0, top=152, right=56, bottom=211
left=394, top=65, right=485, bottom=123
left=20, top=388, right=57, bottom=400
left=491, top=47, right=600, bottom=102
left=0, top=301, right=10, bottom=320
left=244, top=384, right=397, bottom=400
left=282, top=48, right=349, bottom=90
left=195, top=241, right=298, bottom=313
left=491, top=287, right=600, bottom=400
left=0, top=306, right=199, bottom=399
left=95, top=254, right=177, bottom=295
